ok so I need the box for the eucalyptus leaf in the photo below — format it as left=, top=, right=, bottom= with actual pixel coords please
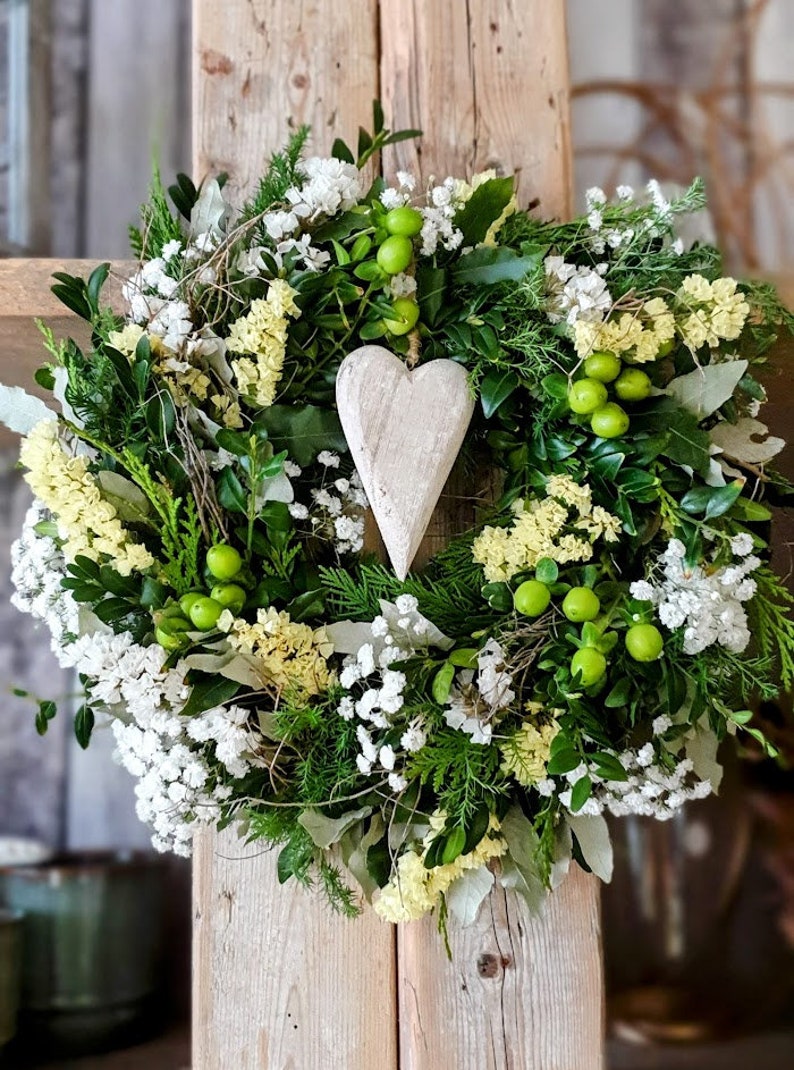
left=96, top=470, right=151, bottom=523
left=684, top=721, right=723, bottom=792
left=445, top=864, right=494, bottom=927
left=189, top=178, right=228, bottom=238
left=498, top=805, right=546, bottom=914
left=298, top=805, right=372, bottom=850
left=710, top=418, right=785, bottom=464
left=666, top=360, right=747, bottom=419
left=0, top=386, right=54, bottom=435
left=566, top=813, right=613, bottom=882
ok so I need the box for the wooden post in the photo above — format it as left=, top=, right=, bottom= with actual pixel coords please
left=189, top=2, right=603, bottom=1068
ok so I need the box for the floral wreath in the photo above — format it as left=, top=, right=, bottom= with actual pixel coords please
left=4, top=105, right=793, bottom=929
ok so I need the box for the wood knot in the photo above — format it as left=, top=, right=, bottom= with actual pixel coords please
left=477, top=953, right=500, bottom=978
left=292, top=73, right=309, bottom=89
left=202, top=49, right=233, bottom=76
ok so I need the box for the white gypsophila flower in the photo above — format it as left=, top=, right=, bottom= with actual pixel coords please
left=585, top=187, right=607, bottom=209
left=552, top=746, right=712, bottom=820
left=476, top=639, right=516, bottom=711
left=616, top=185, right=634, bottom=201
left=283, top=460, right=302, bottom=478
left=288, top=503, right=309, bottom=520
left=284, top=157, right=362, bottom=221
left=730, top=533, right=754, bottom=557
left=10, top=502, right=81, bottom=660
left=317, top=450, right=340, bottom=468
left=262, top=209, right=300, bottom=241
left=634, top=538, right=759, bottom=655
left=148, top=300, right=193, bottom=352
left=652, top=714, right=672, bottom=736
left=162, top=239, right=182, bottom=261
left=389, top=272, right=418, bottom=298
left=420, top=177, right=463, bottom=256
left=543, top=256, right=613, bottom=327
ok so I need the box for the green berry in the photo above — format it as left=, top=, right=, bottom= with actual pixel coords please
left=383, top=297, right=420, bottom=336
left=625, top=623, right=664, bottom=662
left=206, top=544, right=242, bottom=581
left=189, top=596, right=224, bottom=631
left=614, top=368, right=652, bottom=402
left=562, top=587, right=601, bottom=623
left=590, top=402, right=630, bottom=439
left=513, top=580, right=551, bottom=617
left=568, top=378, right=608, bottom=415
left=210, top=583, right=246, bottom=615
left=584, top=351, right=622, bottom=382
left=376, top=234, right=413, bottom=275
left=571, top=647, right=607, bottom=687
left=384, top=206, right=423, bottom=237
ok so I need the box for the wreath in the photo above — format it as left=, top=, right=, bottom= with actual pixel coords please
left=5, top=106, right=794, bottom=927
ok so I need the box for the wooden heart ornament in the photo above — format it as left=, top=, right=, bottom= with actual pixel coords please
left=336, top=346, right=475, bottom=580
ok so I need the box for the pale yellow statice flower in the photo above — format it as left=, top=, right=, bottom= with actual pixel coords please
left=574, top=296, right=675, bottom=364
left=374, top=813, right=506, bottom=923
left=210, top=393, right=244, bottom=429
left=472, top=479, right=620, bottom=582
left=676, top=274, right=750, bottom=351
left=500, top=719, right=560, bottom=786
left=575, top=506, right=622, bottom=543
left=19, top=420, right=155, bottom=576
left=227, top=279, right=300, bottom=408
left=223, top=606, right=334, bottom=700
left=108, top=323, right=147, bottom=355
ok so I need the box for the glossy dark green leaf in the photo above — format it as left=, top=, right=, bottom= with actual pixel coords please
left=74, top=704, right=95, bottom=749
left=480, top=368, right=519, bottom=419
left=453, top=177, right=515, bottom=243
left=452, top=244, right=543, bottom=287
left=217, top=467, right=248, bottom=513
left=181, top=674, right=241, bottom=719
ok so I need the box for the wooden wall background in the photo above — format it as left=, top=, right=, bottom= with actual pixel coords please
left=0, top=0, right=792, bottom=849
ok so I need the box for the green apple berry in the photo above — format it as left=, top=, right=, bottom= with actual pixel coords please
left=614, top=368, right=652, bottom=402
left=562, top=587, right=601, bottom=622
left=584, top=351, right=622, bottom=382
left=625, top=623, right=664, bottom=662
left=376, top=234, right=413, bottom=275
left=513, top=579, right=551, bottom=617
left=568, top=378, right=609, bottom=415
left=189, top=596, right=224, bottom=631
left=571, top=647, right=607, bottom=687
left=590, top=402, right=630, bottom=438
left=206, top=544, right=242, bottom=581
left=384, top=206, right=423, bottom=237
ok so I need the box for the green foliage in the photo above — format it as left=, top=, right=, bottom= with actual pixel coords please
left=748, top=567, right=794, bottom=690
left=134, top=164, right=183, bottom=260
left=240, top=126, right=311, bottom=225
left=406, top=726, right=508, bottom=825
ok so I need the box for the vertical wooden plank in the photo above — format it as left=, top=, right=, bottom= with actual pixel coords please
left=191, top=4, right=396, bottom=1069
left=50, top=0, right=90, bottom=257
left=399, top=867, right=604, bottom=1070
left=193, top=829, right=397, bottom=1069
left=379, top=6, right=603, bottom=1069
left=379, top=0, right=572, bottom=218
left=193, top=0, right=380, bottom=201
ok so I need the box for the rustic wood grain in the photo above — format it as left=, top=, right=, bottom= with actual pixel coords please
left=337, top=346, right=475, bottom=579
left=0, top=258, right=132, bottom=446
left=192, top=827, right=398, bottom=1069
left=399, top=865, right=604, bottom=1070
left=191, top=4, right=396, bottom=1068
left=192, top=0, right=380, bottom=203
left=379, top=0, right=572, bottom=217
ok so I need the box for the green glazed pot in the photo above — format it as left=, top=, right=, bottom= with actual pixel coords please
left=0, top=851, right=167, bottom=1056
left=0, top=909, right=23, bottom=1052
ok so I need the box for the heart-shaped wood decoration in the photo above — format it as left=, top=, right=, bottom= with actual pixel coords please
left=336, top=346, right=475, bottom=580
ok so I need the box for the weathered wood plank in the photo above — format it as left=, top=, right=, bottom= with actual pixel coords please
left=192, top=828, right=398, bottom=1069
left=192, top=0, right=380, bottom=202
left=190, top=3, right=393, bottom=1068
left=398, top=866, right=604, bottom=1070
left=379, top=0, right=572, bottom=217
left=0, top=259, right=132, bottom=446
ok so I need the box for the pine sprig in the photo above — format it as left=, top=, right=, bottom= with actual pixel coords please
left=748, top=567, right=794, bottom=690
left=240, top=126, right=310, bottom=225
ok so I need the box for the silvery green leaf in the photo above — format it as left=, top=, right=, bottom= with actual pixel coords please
left=685, top=722, right=723, bottom=792
left=341, top=813, right=384, bottom=900
left=446, top=864, right=494, bottom=927
left=566, top=814, right=613, bottom=882
left=667, top=360, right=747, bottom=420
left=298, top=805, right=372, bottom=850
left=182, top=651, right=263, bottom=689
left=710, top=418, right=785, bottom=464
left=96, top=470, right=151, bottom=523
left=189, top=178, right=228, bottom=238
left=0, top=385, right=54, bottom=435
left=498, top=805, right=546, bottom=914
left=257, top=471, right=294, bottom=505
left=52, top=366, right=81, bottom=427
left=325, top=620, right=376, bottom=655
left=550, top=819, right=573, bottom=891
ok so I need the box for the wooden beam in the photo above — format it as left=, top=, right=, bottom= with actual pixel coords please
left=0, top=258, right=133, bottom=446
left=192, top=0, right=380, bottom=203
left=379, top=0, right=572, bottom=218
left=190, top=4, right=395, bottom=1069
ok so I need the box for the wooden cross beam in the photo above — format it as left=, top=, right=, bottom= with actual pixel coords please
left=0, top=3, right=604, bottom=1068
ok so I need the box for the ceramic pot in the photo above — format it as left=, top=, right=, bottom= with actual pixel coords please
left=0, top=909, right=23, bottom=1052
left=0, top=851, right=167, bottom=1056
